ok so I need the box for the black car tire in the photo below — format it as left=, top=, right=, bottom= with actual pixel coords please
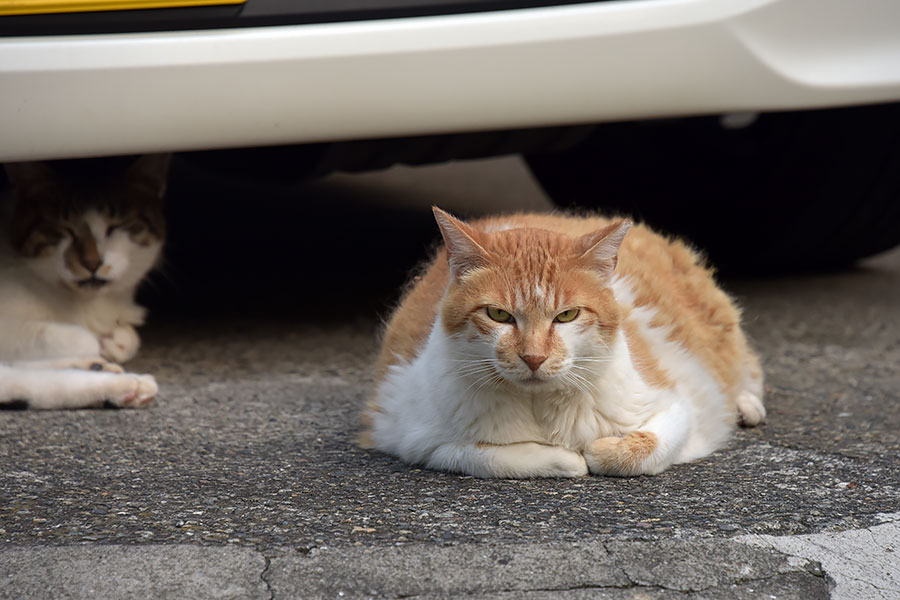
left=526, top=103, right=900, bottom=273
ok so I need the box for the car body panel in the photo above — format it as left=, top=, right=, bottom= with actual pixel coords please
left=2, top=0, right=900, bottom=161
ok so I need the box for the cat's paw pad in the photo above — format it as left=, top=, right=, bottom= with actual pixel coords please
left=585, top=431, right=658, bottom=476
left=107, top=375, right=157, bottom=409
left=736, top=391, right=766, bottom=427
left=65, top=357, right=125, bottom=373
left=100, top=325, right=141, bottom=363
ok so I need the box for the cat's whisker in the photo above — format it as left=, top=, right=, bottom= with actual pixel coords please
left=450, top=366, right=497, bottom=382
left=576, top=381, right=593, bottom=397
left=141, top=267, right=173, bottom=293
left=570, top=359, right=610, bottom=367
left=570, top=364, right=605, bottom=377
left=450, top=359, right=497, bottom=370
left=447, top=357, right=501, bottom=381
left=453, top=364, right=495, bottom=374
left=452, top=368, right=497, bottom=378
left=471, top=373, right=504, bottom=399
left=571, top=361, right=612, bottom=370
left=446, top=358, right=497, bottom=364
left=149, top=257, right=178, bottom=286
left=463, top=371, right=500, bottom=400
left=564, top=378, right=587, bottom=398
left=568, top=360, right=610, bottom=380
left=569, top=371, right=601, bottom=396
left=456, top=358, right=493, bottom=364
left=562, top=371, right=591, bottom=397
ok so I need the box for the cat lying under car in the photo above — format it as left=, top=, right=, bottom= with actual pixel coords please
left=0, top=155, right=169, bottom=409
left=363, top=208, right=766, bottom=477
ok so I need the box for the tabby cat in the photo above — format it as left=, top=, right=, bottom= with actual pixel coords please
left=362, top=208, right=765, bottom=477
left=0, top=155, right=170, bottom=409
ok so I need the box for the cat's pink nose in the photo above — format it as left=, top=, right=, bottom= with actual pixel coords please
left=521, top=354, right=547, bottom=372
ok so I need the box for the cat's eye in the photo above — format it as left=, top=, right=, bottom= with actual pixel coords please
left=106, top=224, right=119, bottom=237
left=486, top=307, right=514, bottom=323
left=555, top=309, right=580, bottom=323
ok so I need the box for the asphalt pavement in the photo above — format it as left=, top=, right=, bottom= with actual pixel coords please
left=1, top=157, right=898, bottom=599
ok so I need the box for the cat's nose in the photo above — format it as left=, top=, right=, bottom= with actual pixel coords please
left=79, top=253, right=102, bottom=273
left=521, top=354, right=547, bottom=372
left=73, top=235, right=102, bottom=273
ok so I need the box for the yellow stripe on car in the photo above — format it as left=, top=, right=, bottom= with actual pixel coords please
left=0, top=0, right=245, bottom=16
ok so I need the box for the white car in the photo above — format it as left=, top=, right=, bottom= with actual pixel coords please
left=2, top=0, right=900, bottom=269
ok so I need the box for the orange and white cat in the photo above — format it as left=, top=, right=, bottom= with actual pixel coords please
left=362, top=208, right=765, bottom=477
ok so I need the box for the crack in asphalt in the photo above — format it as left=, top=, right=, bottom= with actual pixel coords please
left=390, top=572, right=819, bottom=599
left=611, top=561, right=797, bottom=595
left=602, top=538, right=833, bottom=595
left=393, top=584, right=676, bottom=599
left=260, top=554, right=274, bottom=600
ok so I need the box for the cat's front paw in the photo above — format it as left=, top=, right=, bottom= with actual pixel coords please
left=584, top=432, right=660, bottom=477
left=469, top=441, right=588, bottom=478
left=736, top=391, right=766, bottom=427
left=100, top=325, right=141, bottom=363
left=118, top=305, right=147, bottom=327
left=548, top=447, right=590, bottom=478
left=105, top=374, right=158, bottom=408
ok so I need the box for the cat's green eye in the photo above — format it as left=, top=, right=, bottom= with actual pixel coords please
left=555, top=309, right=580, bottom=323
left=487, top=307, right=514, bottom=323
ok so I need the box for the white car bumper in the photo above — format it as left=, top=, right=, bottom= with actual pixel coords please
left=2, top=0, right=900, bottom=161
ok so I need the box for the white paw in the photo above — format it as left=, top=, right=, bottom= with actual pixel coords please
left=105, top=374, right=157, bottom=408
left=547, top=447, right=589, bottom=478
left=100, top=325, right=141, bottom=363
left=471, top=442, right=589, bottom=478
left=737, top=390, right=766, bottom=426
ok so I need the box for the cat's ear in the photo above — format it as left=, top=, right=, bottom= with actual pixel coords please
left=433, top=207, right=490, bottom=279
left=574, top=220, right=632, bottom=280
left=125, top=154, right=172, bottom=200
left=4, top=162, right=56, bottom=200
